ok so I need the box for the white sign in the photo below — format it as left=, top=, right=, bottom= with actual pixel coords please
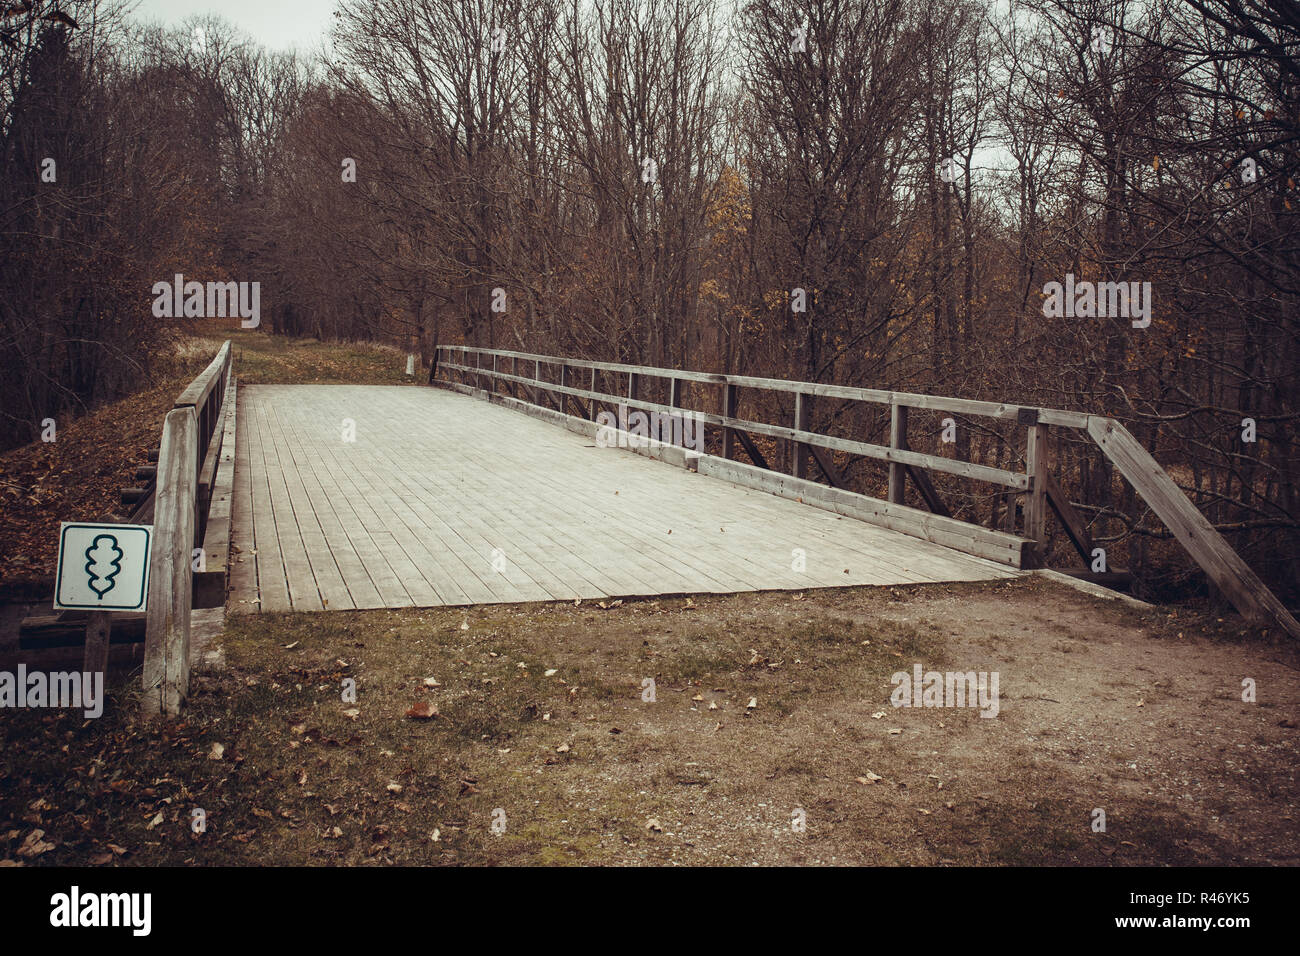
left=54, top=523, right=152, bottom=612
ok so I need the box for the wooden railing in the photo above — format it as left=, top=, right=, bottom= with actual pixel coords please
left=433, top=344, right=1300, bottom=641
left=142, top=341, right=233, bottom=715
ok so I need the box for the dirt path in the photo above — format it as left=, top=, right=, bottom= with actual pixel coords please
left=2, top=575, right=1296, bottom=866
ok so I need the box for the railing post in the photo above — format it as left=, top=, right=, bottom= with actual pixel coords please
left=793, top=391, right=809, bottom=478
left=628, top=371, right=639, bottom=402
left=722, top=382, right=738, bottom=459
left=670, top=378, right=682, bottom=447
left=143, top=407, right=198, bottom=716
left=888, top=403, right=908, bottom=504
left=1025, top=422, right=1049, bottom=564
left=560, top=363, right=570, bottom=415
left=534, top=360, right=541, bottom=405
left=491, top=354, right=498, bottom=395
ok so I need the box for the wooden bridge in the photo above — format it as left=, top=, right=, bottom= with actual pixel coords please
left=132, top=340, right=1299, bottom=713
left=225, top=384, right=1016, bottom=612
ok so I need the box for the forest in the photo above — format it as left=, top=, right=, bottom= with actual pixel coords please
left=1, top=0, right=1297, bottom=608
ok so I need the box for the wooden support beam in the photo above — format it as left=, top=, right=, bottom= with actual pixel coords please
left=888, top=403, right=908, bottom=504
left=195, top=373, right=228, bottom=543
left=793, top=392, right=809, bottom=479
left=432, top=346, right=1091, bottom=428
left=195, top=378, right=237, bottom=609
left=809, top=444, right=847, bottom=489
left=537, top=385, right=559, bottom=412
left=697, top=455, right=1033, bottom=567
left=722, top=384, right=738, bottom=460
left=669, top=377, right=681, bottom=409
left=1042, top=469, right=1093, bottom=562
left=1054, top=568, right=1134, bottom=588
left=437, top=361, right=1029, bottom=489
left=559, top=364, right=570, bottom=416
left=1089, top=416, right=1300, bottom=640
left=121, top=488, right=149, bottom=506
left=904, top=464, right=952, bottom=518
left=1024, top=423, right=1049, bottom=566
left=143, top=407, right=198, bottom=715
left=735, top=429, right=770, bottom=470
left=83, top=611, right=111, bottom=677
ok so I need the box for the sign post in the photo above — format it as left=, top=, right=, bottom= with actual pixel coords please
left=54, top=522, right=152, bottom=676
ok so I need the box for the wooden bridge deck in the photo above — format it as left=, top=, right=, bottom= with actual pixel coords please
left=228, top=384, right=1017, bottom=613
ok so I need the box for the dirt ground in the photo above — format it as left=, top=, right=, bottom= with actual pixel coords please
left=2, top=573, right=1296, bottom=866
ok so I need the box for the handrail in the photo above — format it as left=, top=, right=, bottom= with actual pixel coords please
left=142, top=340, right=233, bottom=715
left=434, top=344, right=1091, bottom=428
left=433, top=344, right=1300, bottom=641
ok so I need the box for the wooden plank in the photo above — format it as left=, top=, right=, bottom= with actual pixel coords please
left=236, top=384, right=1022, bottom=614
left=283, top=431, right=386, bottom=610
left=1023, top=423, right=1049, bottom=566
left=175, top=340, right=231, bottom=412
left=228, top=386, right=259, bottom=612
left=83, top=611, right=111, bottom=676
left=265, top=400, right=356, bottom=611
left=1042, top=469, right=1093, bottom=562
left=246, top=396, right=291, bottom=612
left=735, top=427, right=770, bottom=470
left=809, top=443, right=847, bottom=489
left=292, top=394, right=443, bottom=607
left=792, top=392, right=809, bottom=479
left=507, top=392, right=871, bottom=586
left=444, top=384, right=1009, bottom=587
left=437, top=346, right=1091, bottom=427
left=196, top=376, right=237, bottom=608
left=1088, top=416, right=1300, bottom=639
left=722, top=384, right=738, bottom=460
left=405, top=392, right=722, bottom=596
left=440, top=362, right=1030, bottom=489
left=261, top=403, right=326, bottom=612
left=1034, top=568, right=1152, bottom=610
left=697, top=453, right=1032, bottom=567
left=905, top=465, right=951, bottom=517
left=143, top=407, right=197, bottom=715
left=888, top=403, right=907, bottom=504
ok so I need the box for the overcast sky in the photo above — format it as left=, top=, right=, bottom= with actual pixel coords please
left=131, top=0, right=336, bottom=52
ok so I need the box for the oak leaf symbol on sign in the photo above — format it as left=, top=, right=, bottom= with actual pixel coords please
left=84, top=533, right=124, bottom=599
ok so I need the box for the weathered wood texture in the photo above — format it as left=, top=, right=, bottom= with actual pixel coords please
left=1088, top=417, right=1300, bottom=640
left=440, top=359, right=1030, bottom=489
left=136, top=341, right=232, bottom=714
left=229, top=385, right=1018, bottom=613
left=82, top=611, right=111, bottom=676
left=435, top=346, right=1299, bottom=639
left=195, top=375, right=237, bottom=608
left=142, top=407, right=197, bottom=715
left=437, top=345, right=1092, bottom=428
